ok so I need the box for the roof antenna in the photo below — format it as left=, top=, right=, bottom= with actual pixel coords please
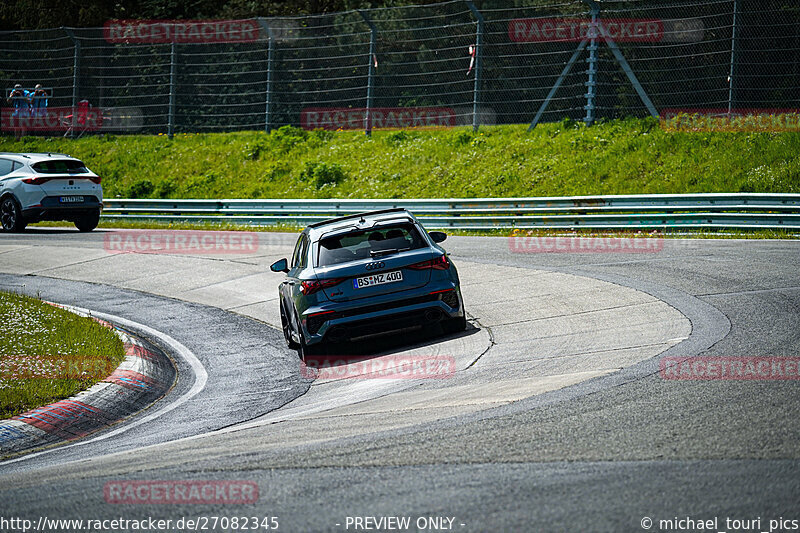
left=359, top=215, right=366, bottom=224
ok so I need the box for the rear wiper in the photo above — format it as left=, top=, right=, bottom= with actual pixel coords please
left=369, top=247, right=410, bottom=258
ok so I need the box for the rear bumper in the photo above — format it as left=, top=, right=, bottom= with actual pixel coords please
left=22, top=195, right=102, bottom=222
left=303, top=284, right=464, bottom=344
left=325, top=305, right=451, bottom=342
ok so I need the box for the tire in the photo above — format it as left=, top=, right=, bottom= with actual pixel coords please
left=442, top=314, right=467, bottom=335
left=75, top=209, right=100, bottom=232
left=297, top=332, right=326, bottom=362
left=0, top=196, right=26, bottom=232
left=281, top=303, right=300, bottom=350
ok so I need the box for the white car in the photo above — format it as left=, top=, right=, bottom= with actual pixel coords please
left=0, top=152, right=103, bottom=232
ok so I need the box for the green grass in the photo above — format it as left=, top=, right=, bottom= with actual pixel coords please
left=2, top=118, right=798, bottom=200
left=0, top=291, right=126, bottom=419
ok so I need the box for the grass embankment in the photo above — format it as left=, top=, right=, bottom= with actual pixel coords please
left=0, top=291, right=126, bottom=419
left=1, top=118, right=798, bottom=199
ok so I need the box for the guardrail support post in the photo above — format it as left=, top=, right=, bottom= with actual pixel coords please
left=257, top=18, right=277, bottom=132
left=168, top=35, right=177, bottom=139
left=64, top=28, right=80, bottom=138
left=465, top=1, right=484, bottom=132
left=358, top=11, right=377, bottom=137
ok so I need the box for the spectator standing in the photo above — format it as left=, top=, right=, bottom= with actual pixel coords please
left=31, top=84, right=48, bottom=118
left=7, top=84, right=31, bottom=121
left=6, top=83, right=30, bottom=137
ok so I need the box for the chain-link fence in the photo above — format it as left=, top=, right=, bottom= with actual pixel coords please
left=1, top=0, right=798, bottom=136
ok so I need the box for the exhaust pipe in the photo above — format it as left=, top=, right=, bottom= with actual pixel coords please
left=327, top=327, right=349, bottom=343
left=424, top=309, right=443, bottom=322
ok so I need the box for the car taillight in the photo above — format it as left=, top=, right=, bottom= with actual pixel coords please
left=306, top=310, right=335, bottom=334
left=301, top=278, right=345, bottom=296
left=21, top=177, right=51, bottom=185
left=89, top=176, right=101, bottom=184
left=407, top=255, right=450, bottom=271
left=430, top=288, right=460, bottom=308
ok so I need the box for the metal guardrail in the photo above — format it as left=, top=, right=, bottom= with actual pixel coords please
left=102, top=193, right=800, bottom=231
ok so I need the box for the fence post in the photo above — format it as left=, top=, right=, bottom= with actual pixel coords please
left=358, top=11, right=377, bottom=137
left=257, top=19, right=276, bottom=132
left=64, top=28, right=80, bottom=137
left=584, top=3, right=600, bottom=125
left=168, top=36, right=177, bottom=139
left=728, top=0, right=740, bottom=115
left=465, top=1, right=484, bottom=132
left=582, top=0, right=658, bottom=121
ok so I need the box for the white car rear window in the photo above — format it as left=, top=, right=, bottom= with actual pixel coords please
left=31, top=160, right=89, bottom=174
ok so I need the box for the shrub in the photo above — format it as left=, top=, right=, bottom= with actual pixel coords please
left=127, top=179, right=154, bottom=198
left=451, top=130, right=473, bottom=146
left=300, top=161, right=346, bottom=188
left=155, top=178, right=178, bottom=197
left=386, top=131, right=412, bottom=146
left=271, top=125, right=308, bottom=150
left=244, top=142, right=268, bottom=160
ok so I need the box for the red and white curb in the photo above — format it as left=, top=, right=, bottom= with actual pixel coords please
left=0, top=309, right=175, bottom=457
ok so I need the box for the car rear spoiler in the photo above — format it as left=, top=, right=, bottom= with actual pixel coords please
left=306, top=207, right=410, bottom=229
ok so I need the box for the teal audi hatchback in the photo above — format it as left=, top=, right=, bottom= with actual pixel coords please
left=270, top=208, right=467, bottom=359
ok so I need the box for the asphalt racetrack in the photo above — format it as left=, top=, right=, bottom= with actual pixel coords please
left=0, top=229, right=798, bottom=532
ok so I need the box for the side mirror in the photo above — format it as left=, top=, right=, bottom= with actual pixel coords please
left=270, top=258, right=289, bottom=273
left=429, top=231, right=447, bottom=244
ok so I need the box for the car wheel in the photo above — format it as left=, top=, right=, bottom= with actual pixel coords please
left=75, top=209, right=100, bottom=232
left=442, top=314, right=467, bottom=335
left=297, top=332, right=326, bottom=362
left=0, top=196, right=26, bottom=232
left=281, top=303, right=300, bottom=350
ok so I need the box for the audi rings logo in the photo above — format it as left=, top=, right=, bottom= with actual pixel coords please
left=365, top=261, right=385, bottom=271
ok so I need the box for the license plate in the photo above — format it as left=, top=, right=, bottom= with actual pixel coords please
left=354, top=270, right=403, bottom=289
left=59, top=196, right=84, bottom=203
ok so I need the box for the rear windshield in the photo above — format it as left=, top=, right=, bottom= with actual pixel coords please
left=317, top=222, right=426, bottom=267
left=32, top=160, right=89, bottom=174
